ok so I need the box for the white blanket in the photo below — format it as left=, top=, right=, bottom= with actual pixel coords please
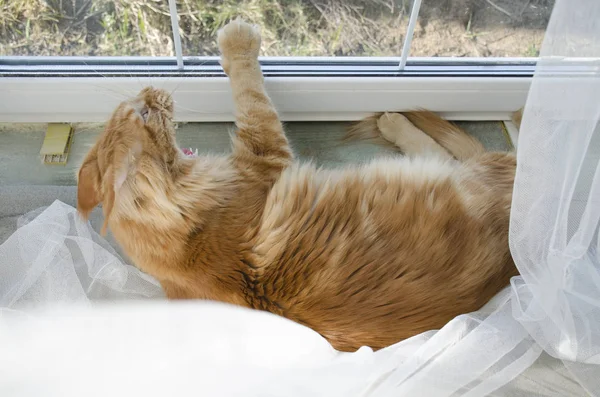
left=0, top=196, right=590, bottom=396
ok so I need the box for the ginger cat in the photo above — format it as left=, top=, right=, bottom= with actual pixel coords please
left=76, top=18, right=518, bottom=352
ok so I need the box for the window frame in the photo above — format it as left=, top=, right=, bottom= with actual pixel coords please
left=0, top=0, right=548, bottom=123
left=0, top=58, right=533, bottom=123
left=0, top=56, right=536, bottom=77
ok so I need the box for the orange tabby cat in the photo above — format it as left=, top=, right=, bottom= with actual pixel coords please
left=76, top=18, right=518, bottom=352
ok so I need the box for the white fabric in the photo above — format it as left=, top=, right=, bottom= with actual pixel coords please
left=0, top=201, right=531, bottom=396
left=1, top=0, right=600, bottom=394
left=508, top=0, right=600, bottom=392
left=0, top=201, right=163, bottom=310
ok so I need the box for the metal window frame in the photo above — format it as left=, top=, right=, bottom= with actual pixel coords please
left=0, top=56, right=537, bottom=77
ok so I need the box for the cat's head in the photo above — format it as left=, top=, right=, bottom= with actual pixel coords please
left=76, top=86, right=178, bottom=234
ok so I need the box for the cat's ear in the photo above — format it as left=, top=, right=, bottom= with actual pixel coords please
left=99, top=165, right=117, bottom=236
left=78, top=140, right=142, bottom=235
left=77, top=146, right=102, bottom=221
left=99, top=142, right=143, bottom=235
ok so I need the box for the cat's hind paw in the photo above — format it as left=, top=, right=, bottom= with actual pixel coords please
left=377, top=112, right=452, bottom=159
left=377, top=112, right=415, bottom=145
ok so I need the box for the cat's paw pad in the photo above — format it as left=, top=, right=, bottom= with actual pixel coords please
left=377, top=112, right=413, bottom=144
left=218, top=17, right=261, bottom=64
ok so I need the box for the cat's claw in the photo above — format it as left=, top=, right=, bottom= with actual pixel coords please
left=217, top=17, right=261, bottom=74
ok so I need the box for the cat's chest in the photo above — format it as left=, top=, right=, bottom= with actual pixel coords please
left=251, top=165, right=333, bottom=263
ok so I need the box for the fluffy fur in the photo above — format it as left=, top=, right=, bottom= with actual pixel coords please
left=77, top=18, right=518, bottom=352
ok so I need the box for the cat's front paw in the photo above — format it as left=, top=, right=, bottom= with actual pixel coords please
left=218, top=17, right=261, bottom=73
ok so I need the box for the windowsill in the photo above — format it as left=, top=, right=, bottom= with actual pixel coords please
left=0, top=119, right=514, bottom=186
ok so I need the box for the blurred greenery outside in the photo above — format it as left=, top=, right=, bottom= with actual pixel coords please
left=0, top=0, right=553, bottom=57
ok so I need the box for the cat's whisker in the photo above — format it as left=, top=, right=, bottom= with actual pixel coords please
left=171, top=101, right=209, bottom=115
left=169, top=57, right=215, bottom=97
left=89, top=80, right=135, bottom=99
left=81, top=80, right=136, bottom=101
left=169, top=78, right=184, bottom=97
left=80, top=59, right=143, bottom=99
left=124, top=59, right=144, bottom=91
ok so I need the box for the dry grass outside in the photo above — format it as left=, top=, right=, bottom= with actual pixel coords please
left=0, top=0, right=554, bottom=57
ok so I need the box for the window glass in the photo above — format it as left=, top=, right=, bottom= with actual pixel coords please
left=178, top=0, right=409, bottom=56
left=0, top=0, right=173, bottom=56
left=410, top=0, right=554, bottom=57
left=0, top=0, right=554, bottom=58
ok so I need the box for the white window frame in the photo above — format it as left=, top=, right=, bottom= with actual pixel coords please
left=0, top=75, right=531, bottom=123
left=0, top=0, right=537, bottom=123
left=0, top=57, right=533, bottom=123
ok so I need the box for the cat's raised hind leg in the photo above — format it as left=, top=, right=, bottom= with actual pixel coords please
left=377, top=112, right=454, bottom=160
left=403, top=110, right=486, bottom=161
left=218, top=18, right=293, bottom=181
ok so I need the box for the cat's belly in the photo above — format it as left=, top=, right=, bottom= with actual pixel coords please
left=253, top=157, right=460, bottom=267
left=250, top=158, right=516, bottom=351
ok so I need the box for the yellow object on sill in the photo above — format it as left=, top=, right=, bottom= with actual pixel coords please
left=500, top=121, right=515, bottom=150
left=40, top=123, right=74, bottom=165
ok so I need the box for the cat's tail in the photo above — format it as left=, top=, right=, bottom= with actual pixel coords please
left=347, top=111, right=487, bottom=161
left=345, top=113, right=384, bottom=142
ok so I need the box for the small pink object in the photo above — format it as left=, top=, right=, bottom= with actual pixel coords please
left=182, top=148, right=198, bottom=157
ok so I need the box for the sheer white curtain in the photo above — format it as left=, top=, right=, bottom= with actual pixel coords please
left=1, top=0, right=600, bottom=395
left=509, top=0, right=600, bottom=391
left=377, top=0, right=600, bottom=393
